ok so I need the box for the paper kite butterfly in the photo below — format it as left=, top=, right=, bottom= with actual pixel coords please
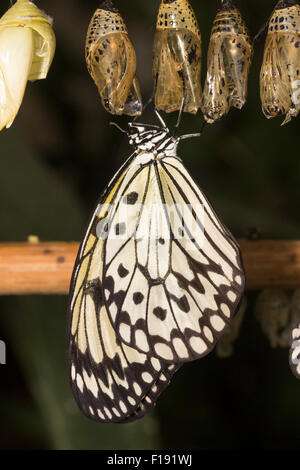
left=67, top=113, right=245, bottom=423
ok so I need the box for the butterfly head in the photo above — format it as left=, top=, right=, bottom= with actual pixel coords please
left=128, top=122, right=178, bottom=156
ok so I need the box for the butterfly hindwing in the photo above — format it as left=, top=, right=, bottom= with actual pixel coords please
left=102, top=153, right=245, bottom=363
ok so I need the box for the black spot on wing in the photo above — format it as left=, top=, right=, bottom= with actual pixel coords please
left=115, top=222, right=126, bottom=235
left=177, top=295, right=190, bottom=313
left=124, top=191, right=139, bottom=205
left=85, top=279, right=103, bottom=310
left=118, top=264, right=129, bottom=278
left=133, top=292, right=144, bottom=305
left=153, top=306, right=167, bottom=321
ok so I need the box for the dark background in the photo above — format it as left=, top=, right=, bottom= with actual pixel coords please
left=0, top=0, right=300, bottom=450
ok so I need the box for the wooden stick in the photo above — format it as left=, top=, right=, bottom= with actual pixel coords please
left=0, top=242, right=78, bottom=295
left=0, top=240, right=299, bottom=295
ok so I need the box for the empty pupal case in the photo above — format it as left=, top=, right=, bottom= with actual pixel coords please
left=85, top=0, right=142, bottom=116
left=153, top=0, right=202, bottom=114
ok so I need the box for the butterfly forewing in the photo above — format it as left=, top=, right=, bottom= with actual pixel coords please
left=68, top=191, right=180, bottom=423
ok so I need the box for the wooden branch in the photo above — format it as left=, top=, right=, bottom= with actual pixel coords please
left=0, top=242, right=78, bottom=295
left=0, top=240, right=299, bottom=295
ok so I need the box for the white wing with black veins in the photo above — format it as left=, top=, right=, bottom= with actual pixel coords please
left=102, top=153, right=245, bottom=363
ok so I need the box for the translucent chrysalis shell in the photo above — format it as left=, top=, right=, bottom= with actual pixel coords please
left=216, top=296, right=247, bottom=358
left=202, top=0, right=252, bottom=124
left=255, top=289, right=290, bottom=348
left=260, top=0, right=300, bottom=125
left=153, top=0, right=202, bottom=114
left=0, top=0, right=56, bottom=130
left=85, top=0, right=142, bottom=116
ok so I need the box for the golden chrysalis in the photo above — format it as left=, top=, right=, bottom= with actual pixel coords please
left=260, top=0, right=300, bottom=125
left=0, top=0, right=56, bottom=130
left=202, top=0, right=252, bottom=124
left=153, top=0, right=202, bottom=114
left=85, top=0, right=142, bottom=116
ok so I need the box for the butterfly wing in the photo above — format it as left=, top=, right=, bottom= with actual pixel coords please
left=67, top=157, right=180, bottom=423
left=103, top=154, right=245, bottom=363
left=289, top=321, right=300, bottom=379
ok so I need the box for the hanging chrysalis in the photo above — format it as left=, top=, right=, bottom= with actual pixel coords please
left=260, top=0, right=300, bottom=125
left=153, top=0, right=202, bottom=114
left=202, top=0, right=252, bottom=124
left=255, top=289, right=290, bottom=348
left=216, top=296, right=247, bottom=358
left=290, top=321, right=300, bottom=378
left=279, top=288, right=300, bottom=346
left=85, top=0, right=142, bottom=116
left=0, top=0, right=56, bottom=130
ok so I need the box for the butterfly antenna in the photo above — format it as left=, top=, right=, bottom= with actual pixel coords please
left=178, top=132, right=201, bottom=142
left=110, top=121, right=128, bottom=135
left=154, top=108, right=168, bottom=129
left=178, top=111, right=206, bottom=142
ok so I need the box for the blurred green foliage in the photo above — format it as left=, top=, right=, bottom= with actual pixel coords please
left=0, top=0, right=300, bottom=450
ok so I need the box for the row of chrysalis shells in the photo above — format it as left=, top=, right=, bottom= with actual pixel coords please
left=85, top=0, right=300, bottom=126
